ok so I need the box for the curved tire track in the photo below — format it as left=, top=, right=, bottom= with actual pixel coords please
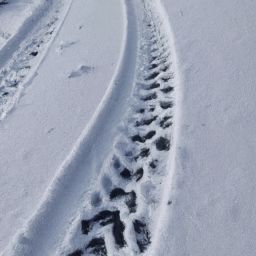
left=3, top=0, right=178, bottom=255
left=64, top=0, right=178, bottom=255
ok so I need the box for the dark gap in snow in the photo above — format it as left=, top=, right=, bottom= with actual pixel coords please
left=167, top=200, right=172, bottom=205
left=131, top=134, right=145, bottom=143
left=30, top=51, right=38, bottom=57
left=109, top=188, right=127, bottom=199
left=134, top=148, right=150, bottom=161
left=139, top=148, right=150, bottom=158
left=133, top=219, right=151, bottom=253
left=0, top=1, right=8, bottom=6
left=137, top=108, right=145, bottom=114
left=160, top=101, right=173, bottom=109
left=144, top=130, right=156, bottom=140
left=110, top=188, right=137, bottom=213
left=67, top=249, right=83, bottom=256
left=131, top=130, right=156, bottom=143
left=159, top=116, right=173, bottom=129
left=160, top=86, right=174, bottom=94
left=149, top=159, right=158, bottom=169
left=145, top=82, right=160, bottom=90
left=149, top=105, right=155, bottom=112
left=86, top=237, right=107, bottom=256
left=81, top=210, right=126, bottom=248
left=141, top=92, right=157, bottom=101
left=148, top=63, right=158, bottom=70
left=135, top=116, right=157, bottom=127
left=161, top=75, right=172, bottom=82
left=134, top=167, right=144, bottom=181
left=120, top=168, right=132, bottom=179
left=112, top=211, right=126, bottom=248
left=155, top=136, right=170, bottom=151
left=145, top=72, right=159, bottom=81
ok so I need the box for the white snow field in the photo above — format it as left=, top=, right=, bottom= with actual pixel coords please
left=0, top=0, right=125, bottom=252
left=1, top=0, right=256, bottom=255
left=154, top=0, right=256, bottom=256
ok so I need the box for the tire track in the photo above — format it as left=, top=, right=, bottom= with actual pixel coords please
left=2, top=0, right=177, bottom=254
left=63, top=0, right=177, bottom=255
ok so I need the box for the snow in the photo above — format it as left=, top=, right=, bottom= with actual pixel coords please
left=153, top=0, right=256, bottom=255
left=1, top=0, right=256, bottom=255
left=0, top=0, right=41, bottom=50
left=0, top=0, right=124, bottom=252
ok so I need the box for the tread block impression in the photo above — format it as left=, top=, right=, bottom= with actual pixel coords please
left=141, top=92, right=157, bottom=101
left=119, top=167, right=144, bottom=181
left=155, top=136, right=170, bottom=151
left=81, top=210, right=126, bottom=248
left=161, top=75, right=173, bottom=82
left=160, top=86, right=174, bottom=94
left=160, top=101, right=173, bottom=109
left=86, top=237, right=107, bottom=256
left=133, top=219, right=151, bottom=253
left=145, top=71, right=160, bottom=81
left=148, top=63, right=158, bottom=70
left=149, top=159, right=158, bottom=169
left=120, top=167, right=132, bottom=179
left=135, top=116, right=157, bottom=127
left=134, top=148, right=150, bottom=161
left=159, top=116, right=172, bottom=129
left=131, top=130, right=156, bottom=143
left=145, top=82, right=160, bottom=90
left=134, top=167, right=144, bottom=181
left=110, top=188, right=137, bottom=213
left=68, top=249, right=83, bottom=256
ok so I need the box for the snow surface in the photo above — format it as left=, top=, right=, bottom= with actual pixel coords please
left=0, top=0, right=124, bottom=252
left=1, top=0, right=256, bottom=255
left=0, top=0, right=42, bottom=50
left=154, top=0, right=256, bottom=255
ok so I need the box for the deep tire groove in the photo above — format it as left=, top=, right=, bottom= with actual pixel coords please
left=86, top=238, right=107, bottom=256
left=135, top=116, right=157, bottom=127
left=110, top=188, right=137, bottom=213
left=81, top=210, right=126, bottom=248
left=133, top=219, right=151, bottom=253
left=131, top=130, right=156, bottom=143
left=161, top=86, right=174, bottom=94
left=140, top=92, right=157, bottom=101
left=160, top=101, right=173, bottom=109
left=68, top=250, right=83, bottom=256
left=63, top=0, right=177, bottom=255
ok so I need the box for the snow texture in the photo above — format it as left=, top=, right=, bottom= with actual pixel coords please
left=1, top=0, right=256, bottom=255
